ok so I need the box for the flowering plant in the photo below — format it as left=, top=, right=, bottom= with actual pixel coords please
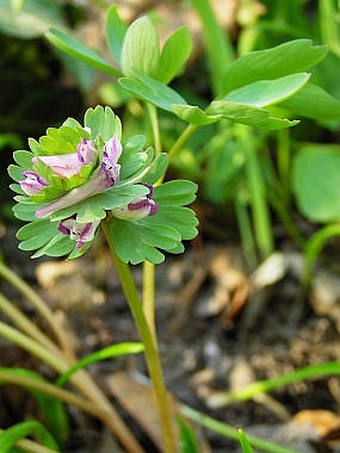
left=9, top=105, right=198, bottom=263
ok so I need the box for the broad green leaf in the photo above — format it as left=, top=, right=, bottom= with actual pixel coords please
left=17, top=219, right=59, bottom=250
left=84, top=105, right=122, bottom=141
left=293, top=144, right=340, bottom=222
left=0, top=0, right=66, bottom=39
left=225, top=73, right=310, bottom=107
left=0, top=421, right=59, bottom=452
left=219, top=39, right=328, bottom=97
left=119, top=72, right=187, bottom=112
left=238, top=430, right=254, bottom=453
left=105, top=5, right=127, bottom=66
left=12, top=201, right=42, bottom=221
left=177, top=415, right=200, bottom=453
left=279, top=83, right=340, bottom=121
left=121, top=16, right=160, bottom=78
left=13, top=150, right=34, bottom=167
left=8, top=164, right=26, bottom=183
left=172, top=104, right=222, bottom=125
left=57, top=343, right=144, bottom=387
left=0, top=368, right=68, bottom=445
left=208, top=101, right=299, bottom=129
left=45, top=28, right=121, bottom=77
left=120, top=135, right=148, bottom=180
left=153, top=180, right=198, bottom=206
left=158, top=27, right=192, bottom=84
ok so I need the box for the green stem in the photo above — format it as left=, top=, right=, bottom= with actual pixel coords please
left=303, top=223, right=340, bottom=285
left=0, top=261, right=72, bottom=359
left=190, top=0, right=234, bottom=96
left=0, top=291, right=61, bottom=354
left=180, top=404, right=300, bottom=453
left=238, top=126, right=274, bottom=259
left=142, top=260, right=157, bottom=343
left=0, top=370, right=109, bottom=420
left=168, top=124, right=198, bottom=161
left=234, top=190, right=258, bottom=270
left=277, top=129, right=291, bottom=203
left=0, top=427, right=60, bottom=453
left=147, top=103, right=162, bottom=156
left=210, top=361, right=340, bottom=406
left=0, top=321, right=145, bottom=453
left=102, top=221, right=176, bottom=453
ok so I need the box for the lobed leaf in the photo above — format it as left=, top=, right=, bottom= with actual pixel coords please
left=84, top=105, right=122, bottom=141
left=172, top=104, right=222, bottom=125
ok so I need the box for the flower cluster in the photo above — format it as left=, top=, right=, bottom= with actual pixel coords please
left=9, top=106, right=198, bottom=263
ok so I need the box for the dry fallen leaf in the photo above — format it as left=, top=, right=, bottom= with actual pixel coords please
left=293, top=409, right=340, bottom=441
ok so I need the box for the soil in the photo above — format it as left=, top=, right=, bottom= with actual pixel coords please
left=0, top=223, right=339, bottom=453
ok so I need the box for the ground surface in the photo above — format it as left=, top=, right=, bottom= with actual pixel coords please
left=0, top=224, right=339, bottom=452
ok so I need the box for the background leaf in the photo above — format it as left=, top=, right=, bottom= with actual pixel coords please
left=208, top=101, right=299, bottom=129
left=45, top=28, right=121, bottom=77
left=293, top=144, right=340, bottom=222
left=279, top=83, right=340, bottom=121
left=238, top=429, right=254, bottom=453
left=158, top=27, right=193, bottom=84
left=224, top=73, right=310, bottom=107
left=121, top=16, right=160, bottom=78
left=118, top=73, right=187, bottom=112
left=177, top=415, right=200, bottom=453
left=219, top=39, right=327, bottom=97
left=105, top=5, right=127, bottom=66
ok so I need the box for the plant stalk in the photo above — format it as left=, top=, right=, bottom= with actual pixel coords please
left=168, top=124, right=198, bottom=160
left=102, top=220, right=176, bottom=453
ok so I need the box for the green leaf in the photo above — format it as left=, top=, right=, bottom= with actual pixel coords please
left=17, top=219, right=60, bottom=251
left=142, top=153, right=169, bottom=184
left=158, top=27, right=192, bottom=84
left=119, top=135, right=148, bottom=180
left=219, top=39, right=328, bottom=97
left=57, top=342, right=144, bottom=387
left=45, top=28, right=121, bottom=77
left=12, top=201, right=42, bottom=221
left=0, top=421, right=59, bottom=452
left=279, top=83, right=340, bottom=121
left=238, top=430, right=254, bottom=453
left=109, top=180, right=198, bottom=264
left=119, top=72, right=187, bottom=112
left=293, top=144, right=340, bottom=222
left=31, top=234, right=75, bottom=259
left=225, top=73, right=310, bottom=107
left=121, top=16, right=160, bottom=78
left=84, top=105, right=122, bottom=141
left=172, top=104, right=221, bottom=125
left=0, top=0, right=66, bottom=39
left=208, top=101, right=299, bottom=129
left=110, top=218, right=180, bottom=264
left=39, top=125, right=85, bottom=155
left=105, top=5, right=127, bottom=66
left=177, top=415, right=200, bottom=453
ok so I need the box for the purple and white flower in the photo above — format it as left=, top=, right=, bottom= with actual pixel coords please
left=111, top=184, right=158, bottom=221
left=58, top=215, right=100, bottom=249
left=32, top=139, right=96, bottom=179
left=20, top=171, right=48, bottom=196
left=35, top=136, right=122, bottom=219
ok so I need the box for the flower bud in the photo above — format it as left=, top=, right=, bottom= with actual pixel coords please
left=58, top=215, right=100, bottom=249
left=20, top=171, right=48, bottom=196
left=111, top=184, right=158, bottom=221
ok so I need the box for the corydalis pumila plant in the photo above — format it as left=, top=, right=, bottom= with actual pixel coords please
left=9, top=106, right=198, bottom=263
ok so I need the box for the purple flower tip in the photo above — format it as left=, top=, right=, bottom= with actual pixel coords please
left=111, top=184, right=158, bottom=221
left=58, top=215, right=100, bottom=248
left=20, top=171, right=48, bottom=196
